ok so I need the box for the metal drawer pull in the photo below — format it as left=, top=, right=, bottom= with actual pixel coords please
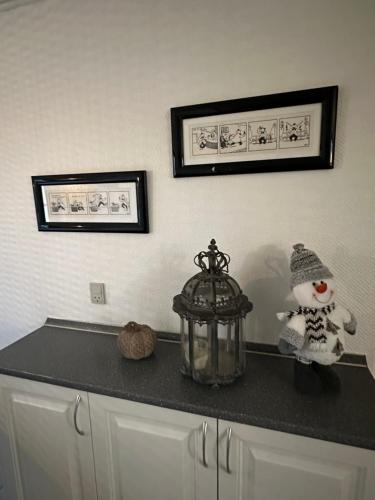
left=202, top=421, right=208, bottom=467
left=226, top=427, right=232, bottom=474
left=74, top=395, right=85, bottom=436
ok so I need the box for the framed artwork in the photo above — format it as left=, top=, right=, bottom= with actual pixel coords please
left=171, top=86, right=338, bottom=177
left=32, top=171, right=149, bottom=233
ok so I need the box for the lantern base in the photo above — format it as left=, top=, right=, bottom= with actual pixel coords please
left=180, top=364, right=244, bottom=386
left=192, top=372, right=242, bottom=386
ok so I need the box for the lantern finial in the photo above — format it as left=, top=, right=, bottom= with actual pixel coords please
left=194, top=239, right=230, bottom=274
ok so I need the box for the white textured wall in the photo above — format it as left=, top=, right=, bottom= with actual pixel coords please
left=0, top=0, right=374, bottom=367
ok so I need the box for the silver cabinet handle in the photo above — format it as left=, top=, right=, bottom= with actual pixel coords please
left=74, top=394, right=85, bottom=436
left=202, top=421, right=208, bottom=467
left=226, top=427, right=232, bottom=474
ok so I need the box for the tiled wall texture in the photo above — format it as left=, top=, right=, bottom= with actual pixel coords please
left=0, top=0, right=374, bottom=373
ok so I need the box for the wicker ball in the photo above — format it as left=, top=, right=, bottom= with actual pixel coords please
left=118, top=321, right=157, bottom=360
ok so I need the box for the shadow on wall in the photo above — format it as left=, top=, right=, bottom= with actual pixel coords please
left=331, top=243, right=373, bottom=356
left=241, top=245, right=296, bottom=345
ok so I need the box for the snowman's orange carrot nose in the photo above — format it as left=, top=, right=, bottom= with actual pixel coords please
left=315, top=282, right=328, bottom=294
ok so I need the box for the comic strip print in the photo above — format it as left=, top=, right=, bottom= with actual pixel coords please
left=219, top=123, right=247, bottom=154
left=48, top=193, right=68, bottom=215
left=88, top=192, right=109, bottom=215
left=279, top=115, right=310, bottom=149
left=191, top=126, right=218, bottom=156
left=248, top=119, right=277, bottom=151
left=68, top=193, right=88, bottom=214
left=109, top=191, right=131, bottom=215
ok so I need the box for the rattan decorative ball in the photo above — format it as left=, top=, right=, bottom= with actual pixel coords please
left=118, top=321, right=157, bottom=360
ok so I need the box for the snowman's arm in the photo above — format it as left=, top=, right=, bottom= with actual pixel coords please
left=277, top=312, right=289, bottom=321
left=279, top=315, right=306, bottom=351
left=336, top=305, right=357, bottom=336
left=343, top=310, right=357, bottom=336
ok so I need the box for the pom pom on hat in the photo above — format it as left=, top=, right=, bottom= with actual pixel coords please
left=290, top=243, right=333, bottom=288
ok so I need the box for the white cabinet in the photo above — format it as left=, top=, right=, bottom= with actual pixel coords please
left=218, top=420, right=375, bottom=500
left=1, top=373, right=375, bottom=500
left=89, top=393, right=217, bottom=500
left=0, top=375, right=97, bottom=500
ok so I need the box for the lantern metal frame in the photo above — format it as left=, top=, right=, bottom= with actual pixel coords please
left=173, top=239, right=253, bottom=385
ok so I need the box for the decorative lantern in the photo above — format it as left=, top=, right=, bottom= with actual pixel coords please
left=173, top=239, right=253, bottom=385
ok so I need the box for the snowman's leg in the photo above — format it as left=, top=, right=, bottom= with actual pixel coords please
left=312, top=363, right=341, bottom=393
left=294, top=359, right=323, bottom=395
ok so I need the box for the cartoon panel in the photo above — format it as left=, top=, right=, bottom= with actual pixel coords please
left=279, top=115, right=311, bottom=149
left=48, top=193, right=68, bottom=215
left=219, top=123, right=247, bottom=154
left=88, top=192, right=109, bottom=215
left=109, top=191, right=131, bottom=215
left=248, top=119, right=277, bottom=151
left=68, top=193, right=88, bottom=214
left=191, top=126, right=218, bottom=156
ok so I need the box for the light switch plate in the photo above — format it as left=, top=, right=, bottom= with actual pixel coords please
left=90, top=282, right=106, bottom=304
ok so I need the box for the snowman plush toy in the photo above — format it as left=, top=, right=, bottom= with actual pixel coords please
left=277, top=243, right=357, bottom=395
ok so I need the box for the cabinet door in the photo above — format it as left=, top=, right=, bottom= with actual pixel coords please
left=89, top=393, right=217, bottom=500
left=218, top=420, right=375, bottom=500
left=0, top=375, right=97, bottom=500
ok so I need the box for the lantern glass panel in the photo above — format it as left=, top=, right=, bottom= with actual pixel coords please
left=239, top=317, right=246, bottom=373
left=180, top=317, right=190, bottom=376
left=190, top=322, right=210, bottom=382
left=217, top=321, right=235, bottom=380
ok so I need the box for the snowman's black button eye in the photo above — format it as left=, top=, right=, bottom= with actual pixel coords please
left=312, top=282, right=316, bottom=287
left=320, top=281, right=324, bottom=284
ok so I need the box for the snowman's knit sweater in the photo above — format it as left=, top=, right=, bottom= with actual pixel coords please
left=287, top=303, right=336, bottom=345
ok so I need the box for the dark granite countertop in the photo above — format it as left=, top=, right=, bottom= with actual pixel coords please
left=0, top=323, right=374, bottom=451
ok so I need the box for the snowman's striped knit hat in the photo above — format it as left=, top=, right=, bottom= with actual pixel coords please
left=290, top=243, right=333, bottom=289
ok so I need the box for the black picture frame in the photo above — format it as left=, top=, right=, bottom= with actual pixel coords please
left=32, top=170, right=149, bottom=233
left=171, top=86, right=338, bottom=178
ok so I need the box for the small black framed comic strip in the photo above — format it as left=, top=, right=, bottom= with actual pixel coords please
left=171, top=86, right=338, bottom=177
left=32, top=171, right=148, bottom=233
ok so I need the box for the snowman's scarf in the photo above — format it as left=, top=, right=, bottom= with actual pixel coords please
left=287, top=303, right=336, bottom=346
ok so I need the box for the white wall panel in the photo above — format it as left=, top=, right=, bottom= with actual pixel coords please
left=0, top=0, right=374, bottom=367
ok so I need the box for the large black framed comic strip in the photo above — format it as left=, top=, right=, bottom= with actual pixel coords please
left=171, top=86, right=338, bottom=178
left=32, top=171, right=149, bottom=233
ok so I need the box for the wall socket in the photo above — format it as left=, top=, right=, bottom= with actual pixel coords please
left=90, top=282, right=106, bottom=304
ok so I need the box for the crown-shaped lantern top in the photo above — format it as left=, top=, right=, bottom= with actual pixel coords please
left=173, top=239, right=252, bottom=321
left=194, top=239, right=230, bottom=274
